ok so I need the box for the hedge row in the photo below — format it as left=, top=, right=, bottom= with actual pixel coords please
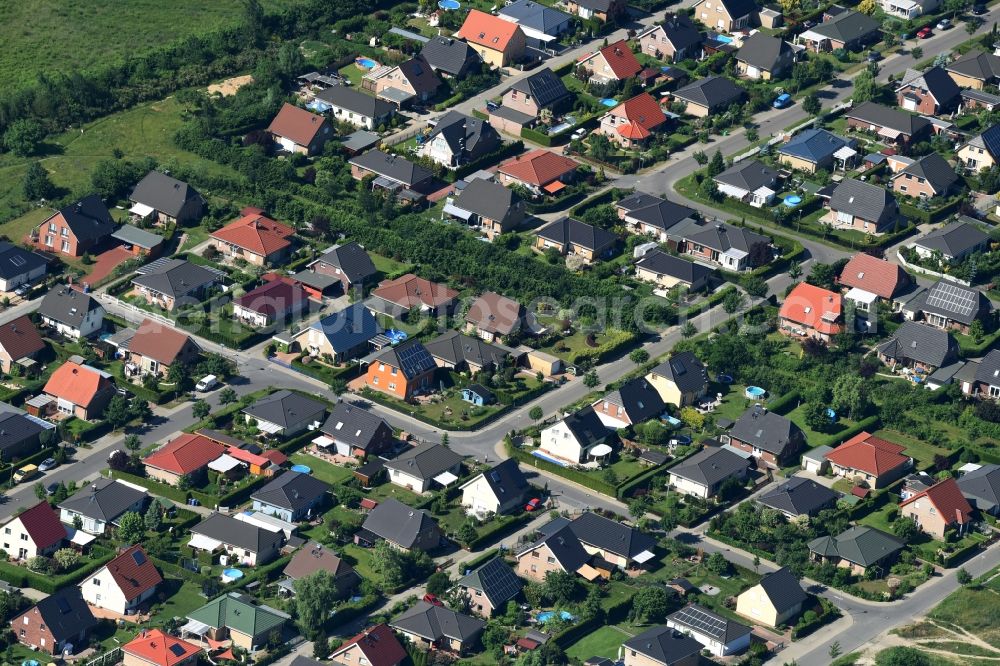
left=464, top=510, right=536, bottom=551
left=899, top=195, right=963, bottom=225
left=506, top=440, right=617, bottom=495
left=110, top=470, right=216, bottom=506
left=790, top=597, right=841, bottom=640
left=521, top=127, right=554, bottom=147
left=455, top=141, right=525, bottom=180
left=552, top=592, right=632, bottom=648
left=0, top=552, right=115, bottom=594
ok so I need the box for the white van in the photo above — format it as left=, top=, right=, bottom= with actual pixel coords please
left=195, top=375, right=219, bottom=392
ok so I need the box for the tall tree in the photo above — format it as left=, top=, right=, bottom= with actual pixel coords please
left=23, top=162, right=54, bottom=200
left=293, top=570, right=339, bottom=639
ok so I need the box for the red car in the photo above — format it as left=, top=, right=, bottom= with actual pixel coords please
left=917, top=27, right=932, bottom=38
left=423, top=594, right=444, bottom=606
left=525, top=498, right=542, bottom=511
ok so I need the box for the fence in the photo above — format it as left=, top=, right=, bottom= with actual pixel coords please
left=86, top=649, right=122, bottom=666
left=100, top=294, right=174, bottom=326
left=896, top=250, right=972, bottom=286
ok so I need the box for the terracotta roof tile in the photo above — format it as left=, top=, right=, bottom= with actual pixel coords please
left=267, top=103, right=330, bottom=148
left=332, top=624, right=407, bottom=666
left=457, top=10, right=522, bottom=52
left=779, top=282, right=843, bottom=336
left=838, top=253, right=909, bottom=299
left=466, top=292, right=522, bottom=336
left=611, top=93, right=667, bottom=132
left=234, top=278, right=309, bottom=317
left=211, top=212, right=294, bottom=258
left=825, top=432, right=909, bottom=477
left=43, top=361, right=112, bottom=409
left=581, top=39, right=642, bottom=79
left=499, top=149, right=578, bottom=186
left=128, top=319, right=198, bottom=366
left=102, top=546, right=163, bottom=602
left=123, top=628, right=201, bottom=666
left=143, top=433, right=226, bottom=475
left=899, top=477, right=973, bottom=525
left=372, top=274, right=459, bottom=309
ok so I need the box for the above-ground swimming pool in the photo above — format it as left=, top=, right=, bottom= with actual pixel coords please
left=386, top=329, right=408, bottom=344
left=356, top=57, right=379, bottom=69
left=745, top=386, right=766, bottom=399
left=537, top=610, right=574, bottom=623
left=600, top=98, right=617, bottom=107
left=222, top=568, right=244, bottom=582
left=784, top=195, right=802, bottom=206
left=290, top=464, right=312, bottom=474
left=673, top=434, right=693, bottom=446
left=438, top=0, right=461, bottom=8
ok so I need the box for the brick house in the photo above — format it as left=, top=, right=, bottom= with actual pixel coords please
left=123, top=319, right=201, bottom=379
left=142, top=433, right=226, bottom=486
left=43, top=360, right=115, bottom=420
left=888, top=153, right=959, bottom=200
left=599, top=93, right=668, bottom=148
left=899, top=477, right=973, bottom=539
left=0, top=315, right=46, bottom=374
left=364, top=339, right=437, bottom=400
left=32, top=195, right=115, bottom=257
left=824, top=431, right=912, bottom=488
left=305, top=241, right=378, bottom=294
left=11, top=590, right=99, bottom=655
left=726, top=404, right=804, bottom=468
left=210, top=209, right=295, bottom=267
left=514, top=524, right=589, bottom=582
left=895, top=67, right=961, bottom=116
left=636, top=13, right=702, bottom=62
left=329, top=625, right=407, bottom=666
left=267, top=103, right=332, bottom=155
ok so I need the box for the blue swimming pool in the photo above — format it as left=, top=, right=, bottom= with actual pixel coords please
left=826, top=408, right=837, bottom=421
left=222, top=568, right=244, bottom=580
left=600, top=98, right=617, bottom=107
left=438, top=0, right=461, bottom=8
left=784, top=194, right=802, bottom=207
left=386, top=329, right=408, bottom=344
left=745, top=386, right=766, bottom=399
left=356, top=57, right=379, bottom=69
left=290, top=464, right=312, bottom=474
left=531, top=450, right=568, bottom=467
left=537, top=610, right=574, bottom=623
left=717, top=373, right=733, bottom=384
left=714, top=34, right=734, bottom=44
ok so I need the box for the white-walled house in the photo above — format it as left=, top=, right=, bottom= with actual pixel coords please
left=0, top=501, right=66, bottom=561
left=38, top=286, right=105, bottom=340
left=538, top=407, right=609, bottom=465
left=79, top=546, right=162, bottom=615
left=459, top=459, right=530, bottom=516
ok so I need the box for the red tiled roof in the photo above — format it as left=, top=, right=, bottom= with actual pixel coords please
left=226, top=446, right=270, bottom=467
left=14, top=501, right=67, bottom=551
left=103, top=546, right=163, bottom=602
left=0, top=315, right=45, bottom=362
left=499, top=149, right=578, bottom=187
left=211, top=212, right=294, bottom=258
left=838, top=253, right=909, bottom=300
left=128, top=319, right=198, bottom=366
left=43, top=361, right=112, bottom=409
left=267, top=103, right=329, bottom=148
left=143, top=433, right=226, bottom=475
left=581, top=39, right=643, bottom=79
left=333, top=624, right=407, bottom=666
left=123, top=629, right=201, bottom=666
left=261, top=449, right=288, bottom=465
left=234, top=278, right=309, bottom=317
left=612, top=93, right=667, bottom=132
left=899, top=477, right=973, bottom=526
left=360, top=498, right=379, bottom=510
left=617, top=122, right=651, bottom=140
left=457, top=9, right=522, bottom=52
left=372, top=274, right=459, bottom=309
left=825, top=432, right=909, bottom=477
left=779, top=282, right=843, bottom=336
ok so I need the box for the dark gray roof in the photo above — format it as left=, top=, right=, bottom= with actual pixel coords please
left=361, top=497, right=440, bottom=549
left=755, top=567, right=808, bottom=614
left=639, top=13, right=702, bottom=53
left=420, top=36, right=482, bottom=77
left=321, top=402, right=392, bottom=451
left=684, top=221, right=770, bottom=255
left=715, top=159, right=779, bottom=192
left=384, top=442, right=464, bottom=480
left=29, top=590, right=99, bottom=643
left=317, top=86, right=394, bottom=119
left=668, top=603, right=751, bottom=645
left=569, top=511, right=657, bottom=559
left=623, top=626, right=702, bottom=665
left=395, top=56, right=441, bottom=96
left=829, top=178, right=898, bottom=227
left=974, top=349, right=1000, bottom=385
left=779, top=128, right=851, bottom=163
left=0, top=410, right=47, bottom=457
left=520, top=523, right=590, bottom=571
left=756, top=477, right=839, bottom=517
left=536, top=217, right=616, bottom=252
left=341, top=130, right=381, bottom=153
left=130, top=259, right=218, bottom=298
left=490, top=104, right=536, bottom=125
left=736, top=33, right=794, bottom=72
left=808, top=525, right=904, bottom=567
left=452, top=178, right=521, bottom=221
left=637, top=250, right=715, bottom=285
left=308, top=303, right=381, bottom=353
left=0, top=242, right=45, bottom=280
left=508, top=67, right=571, bottom=108
left=242, top=390, right=327, bottom=429
left=311, top=242, right=377, bottom=284
left=38, top=285, right=103, bottom=329
left=51, top=195, right=115, bottom=244
left=876, top=321, right=958, bottom=368
left=649, top=351, right=708, bottom=396
left=129, top=171, right=204, bottom=218
left=670, top=446, right=750, bottom=488
left=111, top=224, right=163, bottom=249
left=456, top=557, right=523, bottom=608
left=914, top=221, right=989, bottom=258
left=192, top=512, right=284, bottom=554
left=251, top=471, right=330, bottom=512
left=425, top=330, right=509, bottom=368
left=810, top=10, right=881, bottom=44
left=729, top=404, right=802, bottom=457
left=470, top=459, right=530, bottom=513
left=897, top=67, right=961, bottom=107
left=58, top=478, right=148, bottom=523
left=616, top=192, right=697, bottom=232
left=962, top=89, right=1000, bottom=105
left=898, top=154, right=958, bottom=194
left=847, top=102, right=931, bottom=137
left=717, top=0, right=760, bottom=18
left=906, top=279, right=991, bottom=326
left=600, top=378, right=666, bottom=424
left=947, top=49, right=1000, bottom=82
left=968, top=124, right=1000, bottom=161
left=500, top=0, right=571, bottom=34
left=429, top=111, right=502, bottom=161
left=391, top=601, right=486, bottom=643
left=674, top=76, right=746, bottom=111
left=349, top=150, right=433, bottom=188
left=573, top=0, right=617, bottom=11
left=562, top=406, right=608, bottom=449
left=370, top=338, right=437, bottom=379
left=957, top=464, right=1000, bottom=512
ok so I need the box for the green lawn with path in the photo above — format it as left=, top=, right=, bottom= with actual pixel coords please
left=290, top=452, right=354, bottom=486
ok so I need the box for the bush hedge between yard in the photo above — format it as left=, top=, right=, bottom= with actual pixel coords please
left=506, top=439, right=617, bottom=495
left=464, top=510, right=536, bottom=551
left=0, top=552, right=115, bottom=594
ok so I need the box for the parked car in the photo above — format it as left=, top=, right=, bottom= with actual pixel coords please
left=525, top=498, right=542, bottom=511
left=423, top=594, right=444, bottom=606
left=571, top=127, right=588, bottom=141
left=937, top=18, right=952, bottom=29
left=867, top=50, right=882, bottom=62
left=45, top=482, right=59, bottom=496
left=917, top=27, right=933, bottom=38
left=973, top=4, right=986, bottom=14
left=486, top=100, right=499, bottom=112
left=195, top=374, right=218, bottom=392
left=38, top=458, right=58, bottom=472
left=773, top=93, right=793, bottom=109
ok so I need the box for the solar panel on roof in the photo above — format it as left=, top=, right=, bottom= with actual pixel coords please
left=476, top=559, right=521, bottom=603
left=925, top=282, right=976, bottom=316
left=673, top=606, right=729, bottom=640
left=169, top=644, right=187, bottom=657
left=132, top=550, right=146, bottom=566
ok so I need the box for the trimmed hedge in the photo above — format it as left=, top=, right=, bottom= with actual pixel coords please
left=899, top=195, right=963, bottom=225
left=506, top=440, right=617, bottom=495
left=464, top=510, right=535, bottom=550
left=521, top=127, right=554, bottom=147
left=0, top=552, right=115, bottom=593
left=462, top=548, right=500, bottom=572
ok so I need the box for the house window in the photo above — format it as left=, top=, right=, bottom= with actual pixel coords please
left=388, top=383, right=396, bottom=391
left=45, top=236, right=53, bottom=247
left=990, top=385, right=1000, bottom=398
left=93, top=578, right=100, bottom=586
left=19, top=534, right=27, bottom=541
left=547, top=556, right=556, bottom=563
left=3, top=528, right=9, bottom=535
left=372, top=377, right=379, bottom=385
left=61, top=241, right=70, bottom=253
left=48, top=223, right=56, bottom=232
left=60, top=228, right=68, bottom=237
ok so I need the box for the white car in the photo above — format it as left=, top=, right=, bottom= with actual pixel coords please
left=937, top=18, right=951, bottom=29
left=571, top=128, right=588, bottom=141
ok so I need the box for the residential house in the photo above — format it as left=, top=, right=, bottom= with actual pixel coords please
left=621, top=626, right=702, bottom=666
left=121, top=629, right=201, bottom=666
left=456, top=557, right=524, bottom=618
left=210, top=210, right=294, bottom=267
left=497, top=149, right=579, bottom=196
left=797, top=10, right=881, bottom=52
left=329, top=625, right=407, bottom=666
left=420, top=36, right=483, bottom=78
left=0, top=241, right=45, bottom=293
left=391, top=601, right=486, bottom=655
left=637, top=13, right=703, bottom=63
left=877, top=321, right=958, bottom=374
left=0, top=501, right=66, bottom=561
left=358, top=497, right=442, bottom=551
left=692, top=0, right=758, bottom=31
left=727, top=404, right=804, bottom=468
left=838, top=252, right=912, bottom=312
left=369, top=56, right=441, bottom=108
left=460, top=458, right=530, bottom=517
left=578, top=40, right=643, bottom=84
left=233, top=278, right=310, bottom=328
left=779, top=282, right=843, bottom=343
left=420, top=111, right=501, bottom=169
left=465, top=291, right=523, bottom=342
left=735, top=568, right=808, bottom=628
left=33, top=195, right=115, bottom=257
left=714, top=159, right=780, bottom=207
left=667, top=603, right=752, bottom=657
left=564, top=0, right=627, bottom=21
left=461, top=384, right=495, bottom=406
left=0, top=408, right=51, bottom=462
left=267, top=103, right=332, bottom=155
left=899, top=477, right=973, bottom=538
left=947, top=49, right=1000, bottom=90
left=38, top=286, right=105, bottom=339
left=318, top=402, right=394, bottom=458
left=130, top=259, right=219, bottom=310
left=896, top=67, right=961, bottom=115
left=188, top=513, right=283, bottom=566
left=911, top=220, right=990, bottom=262
left=965, top=349, right=1000, bottom=399
left=43, top=360, right=115, bottom=420
left=778, top=128, right=855, bottom=173
left=514, top=523, right=590, bottom=581
left=591, top=378, right=665, bottom=429
left=424, top=330, right=509, bottom=373
left=242, top=390, right=327, bottom=438
left=499, top=68, right=571, bottom=124
left=58, top=478, right=149, bottom=535
left=902, top=278, right=992, bottom=334
left=957, top=464, right=1000, bottom=514
left=957, top=125, right=1000, bottom=173
left=306, top=242, right=377, bottom=294
left=824, top=431, right=912, bottom=488
left=846, top=101, right=932, bottom=148
left=292, top=304, right=381, bottom=363
left=735, top=33, right=795, bottom=80
left=599, top=93, right=668, bottom=148
left=498, top=0, right=573, bottom=44
left=880, top=0, right=939, bottom=18
left=80, top=546, right=162, bottom=615
left=384, top=442, right=464, bottom=493
left=111, top=224, right=164, bottom=258
left=316, top=86, right=394, bottom=130
left=142, top=433, right=226, bottom=486
left=683, top=221, right=771, bottom=271
left=124, top=319, right=201, bottom=379
left=129, top=171, right=205, bottom=226
left=349, top=150, right=434, bottom=199
left=364, top=339, right=438, bottom=400
left=646, top=352, right=709, bottom=407
left=615, top=192, right=698, bottom=242
left=538, top=406, right=609, bottom=465
left=0, top=315, right=45, bottom=374
left=457, top=9, right=527, bottom=68
left=535, top=217, right=617, bottom=262
left=445, top=178, right=526, bottom=239
left=11, top=590, right=98, bottom=655
left=756, top=478, right=839, bottom=518
left=961, top=88, right=1000, bottom=111
left=549, top=512, right=657, bottom=570
left=635, top=250, right=715, bottom=292
left=251, top=471, right=330, bottom=522
left=672, top=75, right=746, bottom=118
left=185, top=592, right=288, bottom=651
left=282, top=543, right=359, bottom=598
left=668, top=446, right=751, bottom=498
left=369, top=274, right=459, bottom=318
left=827, top=178, right=900, bottom=234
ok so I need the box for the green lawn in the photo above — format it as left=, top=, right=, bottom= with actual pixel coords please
left=873, top=429, right=951, bottom=469
left=341, top=543, right=376, bottom=579
left=338, top=62, right=371, bottom=88
left=930, top=573, right=1000, bottom=649
left=154, top=579, right=208, bottom=622
left=533, top=327, right=636, bottom=364
left=365, top=480, right=423, bottom=507
left=566, top=625, right=632, bottom=661
left=370, top=252, right=414, bottom=280
left=290, top=452, right=354, bottom=486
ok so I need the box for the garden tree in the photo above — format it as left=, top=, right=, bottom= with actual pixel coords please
left=104, top=395, right=132, bottom=430
left=980, top=166, right=1000, bottom=194
left=970, top=318, right=986, bottom=343
left=582, top=585, right=603, bottom=621
left=293, top=570, right=340, bottom=639
left=722, top=288, right=746, bottom=314
left=312, top=636, right=330, bottom=660
left=456, top=520, right=478, bottom=544
left=892, top=517, right=919, bottom=543
left=628, top=495, right=651, bottom=519
left=832, top=374, right=869, bottom=419
left=802, top=93, right=821, bottom=116
left=145, top=499, right=162, bottom=532
left=630, top=348, right=650, bottom=364
left=706, top=551, right=731, bottom=575
left=516, top=650, right=546, bottom=666
left=91, top=157, right=148, bottom=200
left=857, top=0, right=877, bottom=12
left=634, top=419, right=670, bottom=446
left=778, top=0, right=800, bottom=13
left=23, top=162, right=55, bottom=201
left=875, top=647, right=931, bottom=666
left=788, top=262, right=803, bottom=280
left=33, top=482, right=45, bottom=500
left=27, top=556, right=53, bottom=574
left=108, top=449, right=132, bottom=473
left=3, top=119, right=45, bottom=157
left=803, top=403, right=830, bottom=432
left=742, top=275, right=768, bottom=299
left=53, top=548, right=79, bottom=571
left=528, top=405, right=544, bottom=422
left=124, top=434, right=141, bottom=451
left=481, top=621, right=509, bottom=658
left=956, top=567, right=973, bottom=585
left=504, top=599, right=526, bottom=626
left=192, top=400, right=211, bottom=419
left=218, top=388, right=238, bottom=405
left=679, top=406, right=705, bottom=430
left=911, top=46, right=923, bottom=61
left=543, top=569, right=577, bottom=604
left=602, top=468, right=620, bottom=485
left=852, top=68, right=878, bottom=104
left=681, top=321, right=697, bottom=338
left=131, top=399, right=153, bottom=424
left=699, top=176, right=722, bottom=201
left=629, top=586, right=671, bottom=624
left=426, top=571, right=451, bottom=596
left=745, top=126, right=759, bottom=143
left=117, top=511, right=145, bottom=544
left=707, top=150, right=726, bottom=177
left=371, top=540, right=405, bottom=590
left=588, top=133, right=613, bottom=161
left=693, top=150, right=708, bottom=166
left=582, top=369, right=600, bottom=388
